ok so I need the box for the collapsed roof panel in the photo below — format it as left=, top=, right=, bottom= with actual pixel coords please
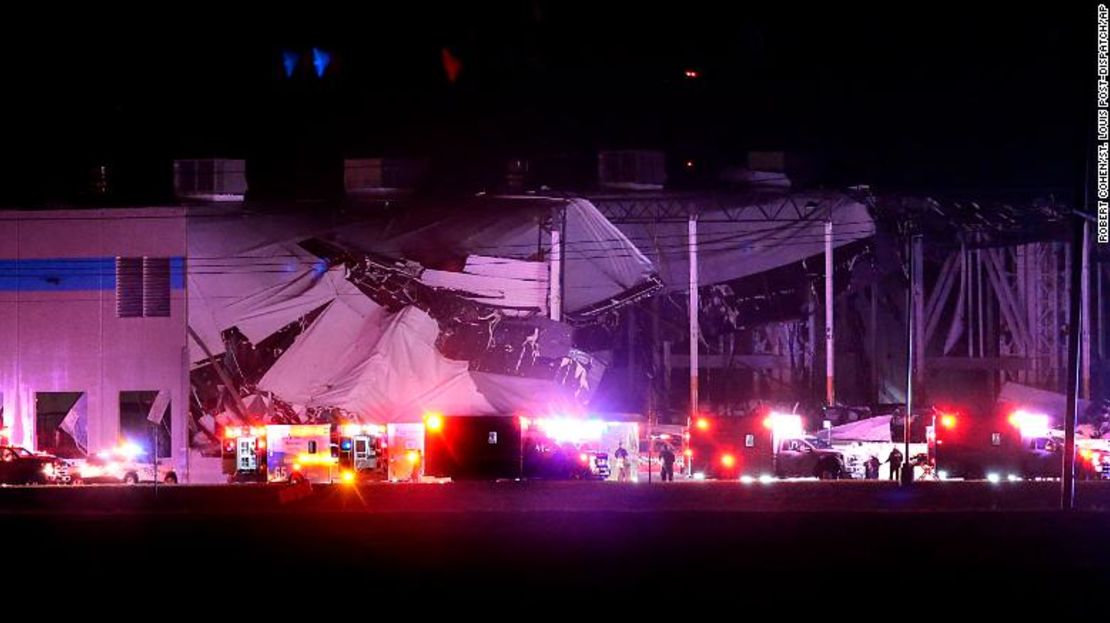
left=189, top=192, right=879, bottom=421
left=257, top=291, right=388, bottom=406
left=598, top=191, right=875, bottom=292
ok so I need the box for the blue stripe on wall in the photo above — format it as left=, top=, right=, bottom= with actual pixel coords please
left=0, top=257, right=187, bottom=292
left=170, top=257, right=186, bottom=290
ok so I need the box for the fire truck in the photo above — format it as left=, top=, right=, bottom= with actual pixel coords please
left=689, top=411, right=849, bottom=480
left=930, top=407, right=1057, bottom=481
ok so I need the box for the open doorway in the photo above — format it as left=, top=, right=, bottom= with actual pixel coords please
left=120, top=391, right=171, bottom=459
left=35, top=392, right=87, bottom=459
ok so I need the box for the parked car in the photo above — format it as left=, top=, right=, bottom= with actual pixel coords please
left=0, top=446, right=63, bottom=485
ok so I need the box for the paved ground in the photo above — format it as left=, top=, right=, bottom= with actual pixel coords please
left=5, top=482, right=1108, bottom=611
left=5, top=480, right=1110, bottom=512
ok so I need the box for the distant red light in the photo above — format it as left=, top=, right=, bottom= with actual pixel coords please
left=696, top=418, right=710, bottom=431
left=720, top=454, right=736, bottom=468
left=683, top=69, right=699, bottom=79
left=940, top=415, right=957, bottom=429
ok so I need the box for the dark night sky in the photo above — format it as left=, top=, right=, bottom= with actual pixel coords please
left=0, top=3, right=1088, bottom=204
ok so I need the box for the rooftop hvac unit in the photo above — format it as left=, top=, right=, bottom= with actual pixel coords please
left=173, top=159, right=247, bottom=201
left=598, top=150, right=666, bottom=190
left=344, top=158, right=426, bottom=193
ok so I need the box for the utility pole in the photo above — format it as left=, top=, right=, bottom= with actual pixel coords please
left=903, top=232, right=922, bottom=485
left=825, top=216, right=835, bottom=405
left=688, top=213, right=699, bottom=478
left=1063, top=218, right=1085, bottom=510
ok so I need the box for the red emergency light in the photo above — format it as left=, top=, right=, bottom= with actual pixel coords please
left=696, top=418, right=710, bottom=431
left=940, top=414, right=957, bottom=429
left=424, top=412, right=444, bottom=433
left=720, top=454, right=736, bottom=468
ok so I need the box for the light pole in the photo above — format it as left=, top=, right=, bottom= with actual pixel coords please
left=903, top=232, right=922, bottom=486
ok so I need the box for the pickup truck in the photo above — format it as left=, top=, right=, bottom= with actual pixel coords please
left=0, top=446, right=63, bottom=485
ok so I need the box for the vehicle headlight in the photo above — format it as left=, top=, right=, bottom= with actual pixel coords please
left=42, top=463, right=55, bottom=476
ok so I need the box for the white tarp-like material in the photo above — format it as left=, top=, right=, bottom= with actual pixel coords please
left=187, top=206, right=353, bottom=363
left=997, top=382, right=1092, bottom=425
left=256, top=290, right=388, bottom=406
left=422, top=255, right=548, bottom=311
left=259, top=305, right=496, bottom=422
left=827, top=416, right=893, bottom=443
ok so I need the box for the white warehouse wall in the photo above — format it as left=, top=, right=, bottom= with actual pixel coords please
left=0, top=208, right=189, bottom=478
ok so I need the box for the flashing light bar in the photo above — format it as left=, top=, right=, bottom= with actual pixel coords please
left=1008, top=410, right=1050, bottom=437
left=116, top=441, right=146, bottom=459
left=764, top=412, right=804, bottom=438
left=533, top=417, right=606, bottom=443
left=341, top=423, right=387, bottom=437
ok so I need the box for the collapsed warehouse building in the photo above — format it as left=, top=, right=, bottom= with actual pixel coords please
left=2, top=155, right=1102, bottom=482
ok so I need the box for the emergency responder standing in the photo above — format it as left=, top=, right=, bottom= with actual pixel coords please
left=614, top=442, right=630, bottom=482
left=660, top=445, right=676, bottom=482
left=865, top=455, right=880, bottom=480
left=885, top=447, right=903, bottom=481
